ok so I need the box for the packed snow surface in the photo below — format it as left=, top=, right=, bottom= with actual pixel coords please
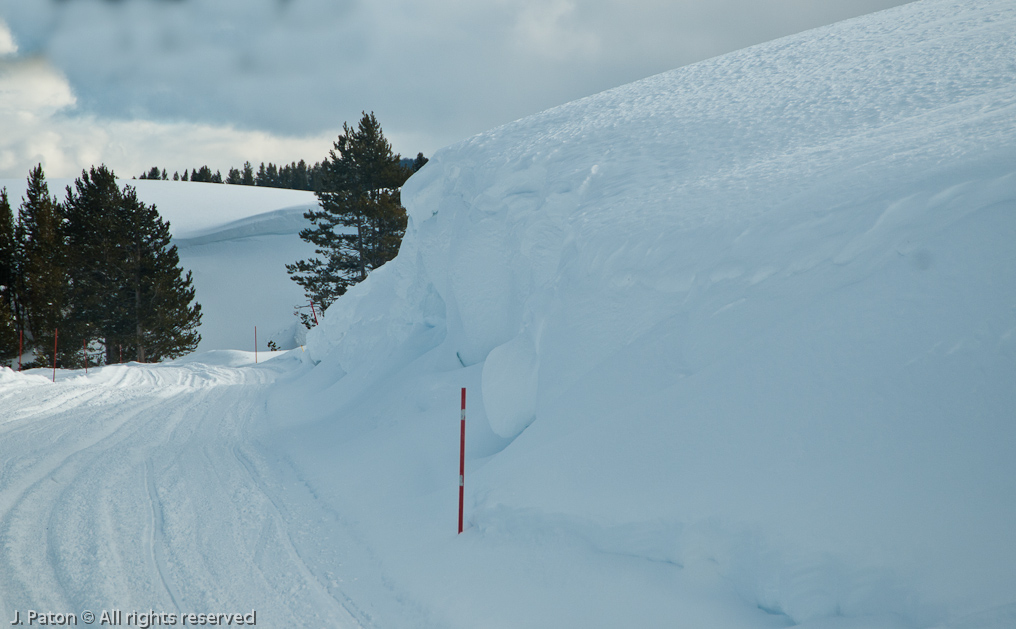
left=3, top=0, right=1016, bottom=627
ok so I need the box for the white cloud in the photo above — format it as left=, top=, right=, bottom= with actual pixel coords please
left=0, top=57, right=75, bottom=117
left=0, top=0, right=914, bottom=177
left=0, top=50, right=335, bottom=178
left=0, top=19, right=16, bottom=55
left=512, top=0, right=600, bottom=60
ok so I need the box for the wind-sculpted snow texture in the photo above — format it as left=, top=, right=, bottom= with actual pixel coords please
left=2, top=1, right=1015, bottom=627
left=301, top=0, right=1016, bottom=626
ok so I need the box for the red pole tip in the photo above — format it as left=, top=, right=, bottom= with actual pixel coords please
left=461, top=387, right=466, bottom=409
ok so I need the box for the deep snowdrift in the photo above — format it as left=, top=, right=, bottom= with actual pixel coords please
left=287, top=0, right=1016, bottom=626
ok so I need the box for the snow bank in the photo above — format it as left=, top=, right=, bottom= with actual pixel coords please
left=0, top=178, right=316, bottom=239
left=298, top=0, right=1016, bottom=625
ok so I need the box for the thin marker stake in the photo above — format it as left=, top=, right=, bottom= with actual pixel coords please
left=459, top=387, right=466, bottom=534
left=83, top=339, right=88, bottom=374
left=18, top=329, right=22, bottom=371
left=310, top=300, right=319, bottom=326
left=254, top=326, right=257, bottom=364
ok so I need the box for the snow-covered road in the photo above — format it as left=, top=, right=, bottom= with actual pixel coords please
left=0, top=356, right=366, bottom=627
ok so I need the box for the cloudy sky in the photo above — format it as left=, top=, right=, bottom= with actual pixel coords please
left=0, top=0, right=911, bottom=179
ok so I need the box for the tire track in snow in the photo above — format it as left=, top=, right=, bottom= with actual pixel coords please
left=231, top=444, right=373, bottom=628
left=145, top=459, right=182, bottom=611
left=228, top=433, right=441, bottom=628
left=0, top=384, right=176, bottom=614
left=0, top=360, right=360, bottom=627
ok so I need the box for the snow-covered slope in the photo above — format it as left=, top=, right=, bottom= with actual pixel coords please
left=2, top=1, right=1014, bottom=627
left=0, top=178, right=318, bottom=352
left=284, top=0, right=1016, bottom=626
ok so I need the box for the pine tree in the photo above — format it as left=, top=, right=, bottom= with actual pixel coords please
left=190, top=166, right=214, bottom=183
left=287, top=112, right=410, bottom=310
left=119, top=186, right=201, bottom=361
left=241, top=162, right=255, bottom=186
left=63, top=166, right=201, bottom=363
left=294, top=159, right=311, bottom=190
left=18, top=165, right=66, bottom=368
left=63, top=165, right=128, bottom=365
left=0, top=188, right=19, bottom=362
left=0, top=289, right=15, bottom=365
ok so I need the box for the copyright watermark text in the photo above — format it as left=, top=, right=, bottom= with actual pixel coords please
left=10, top=609, right=256, bottom=627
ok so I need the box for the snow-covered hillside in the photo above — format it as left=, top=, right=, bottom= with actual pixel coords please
left=1, top=0, right=1014, bottom=627
left=0, top=178, right=318, bottom=351
left=289, top=0, right=1016, bottom=626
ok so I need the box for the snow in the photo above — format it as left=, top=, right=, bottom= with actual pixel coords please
left=2, top=0, right=1016, bottom=627
left=297, top=0, right=1016, bottom=625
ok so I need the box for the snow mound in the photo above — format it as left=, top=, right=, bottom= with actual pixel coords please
left=301, top=1, right=1015, bottom=625
left=173, top=205, right=315, bottom=246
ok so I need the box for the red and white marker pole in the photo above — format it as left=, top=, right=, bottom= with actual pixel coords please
left=310, top=300, right=319, bottom=326
left=458, top=387, right=466, bottom=534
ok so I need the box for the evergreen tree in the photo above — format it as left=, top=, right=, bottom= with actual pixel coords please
left=0, top=188, right=19, bottom=362
left=63, top=165, right=128, bottom=365
left=226, top=167, right=242, bottom=185
left=190, top=166, right=214, bottom=183
left=293, top=159, right=311, bottom=190
left=181, top=170, right=189, bottom=182
left=287, top=112, right=410, bottom=310
left=18, top=165, right=66, bottom=368
left=119, top=186, right=202, bottom=361
left=63, top=166, right=201, bottom=363
left=241, top=162, right=255, bottom=186
left=0, top=287, right=15, bottom=365
left=412, top=152, right=429, bottom=171
left=173, top=171, right=180, bottom=181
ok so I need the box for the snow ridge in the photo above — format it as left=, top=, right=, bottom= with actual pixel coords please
left=302, top=0, right=1016, bottom=626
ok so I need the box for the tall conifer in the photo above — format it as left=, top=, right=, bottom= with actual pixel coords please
left=0, top=188, right=19, bottom=362
left=64, top=166, right=201, bottom=363
left=241, top=162, right=255, bottom=186
left=19, top=165, right=65, bottom=367
left=120, top=186, right=201, bottom=361
left=287, top=112, right=411, bottom=311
